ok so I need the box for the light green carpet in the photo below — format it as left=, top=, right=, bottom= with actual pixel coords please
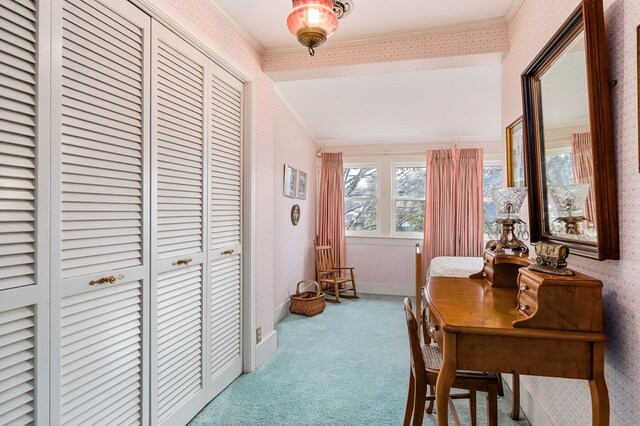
left=189, top=294, right=531, bottom=425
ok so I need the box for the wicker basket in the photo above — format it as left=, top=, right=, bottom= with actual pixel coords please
left=290, top=281, right=325, bottom=317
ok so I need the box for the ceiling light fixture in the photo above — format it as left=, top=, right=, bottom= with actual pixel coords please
left=287, top=0, right=353, bottom=56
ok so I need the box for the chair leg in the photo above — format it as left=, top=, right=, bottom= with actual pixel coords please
left=449, top=398, right=462, bottom=426
left=469, top=390, right=477, bottom=426
left=404, top=372, right=415, bottom=426
left=497, top=373, right=505, bottom=397
left=511, top=373, right=521, bottom=420
left=412, top=376, right=427, bottom=426
left=333, top=280, right=341, bottom=303
left=487, top=384, right=498, bottom=426
left=426, top=385, right=435, bottom=414
left=351, top=271, right=359, bottom=298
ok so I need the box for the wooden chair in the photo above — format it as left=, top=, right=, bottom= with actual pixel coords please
left=404, top=297, right=499, bottom=426
left=314, top=239, right=358, bottom=303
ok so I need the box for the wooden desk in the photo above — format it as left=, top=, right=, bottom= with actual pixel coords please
left=426, top=277, right=609, bottom=425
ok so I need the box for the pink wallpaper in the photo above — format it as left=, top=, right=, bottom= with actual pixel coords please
left=264, top=26, right=509, bottom=75
left=273, top=96, right=318, bottom=310
left=345, top=242, right=417, bottom=294
left=327, top=141, right=502, bottom=159
left=503, top=0, right=640, bottom=424
left=166, top=0, right=277, bottom=338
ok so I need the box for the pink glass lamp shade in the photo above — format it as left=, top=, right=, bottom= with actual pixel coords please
left=287, top=0, right=338, bottom=56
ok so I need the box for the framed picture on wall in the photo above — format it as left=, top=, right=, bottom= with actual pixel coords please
left=284, top=164, right=297, bottom=198
left=296, top=171, right=307, bottom=200
left=506, top=117, right=526, bottom=187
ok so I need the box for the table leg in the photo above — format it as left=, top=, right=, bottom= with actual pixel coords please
left=511, top=373, right=520, bottom=420
left=436, top=332, right=457, bottom=425
left=589, top=342, right=609, bottom=426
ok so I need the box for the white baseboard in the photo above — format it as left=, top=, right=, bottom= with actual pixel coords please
left=274, top=299, right=290, bottom=324
left=502, top=374, right=553, bottom=426
left=255, top=330, right=277, bottom=369
left=356, top=281, right=414, bottom=297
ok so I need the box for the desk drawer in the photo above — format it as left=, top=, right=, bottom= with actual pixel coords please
left=517, top=292, right=537, bottom=317
left=518, top=274, right=540, bottom=300
left=483, top=264, right=493, bottom=282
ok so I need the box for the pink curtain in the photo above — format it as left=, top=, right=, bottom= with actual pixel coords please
left=571, top=133, right=596, bottom=224
left=317, top=152, right=346, bottom=269
left=422, top=148, right=484, bottom=278
left=455, top=149, right=484, bottom=257
left=422, top=149, right=457, bottom=279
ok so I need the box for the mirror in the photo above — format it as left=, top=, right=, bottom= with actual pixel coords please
left=522, top=0, right=619, bottom=260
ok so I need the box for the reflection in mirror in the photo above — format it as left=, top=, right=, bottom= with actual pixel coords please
left=538, top=30, right=596, bottom=242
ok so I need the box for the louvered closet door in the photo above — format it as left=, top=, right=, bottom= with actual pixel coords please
left=150, top=22, right=208, bottom=426
left=49, top=0, right=151, bottom=424
left=207, top=61, right=244, bottom=400
left=0, top=0, right=50, bottom=423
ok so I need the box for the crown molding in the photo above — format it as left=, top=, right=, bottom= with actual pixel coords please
left=319, top=135, right=501, bottom=147
left=265, top=16, right=508, bottom=56
left=505, top=0, right=526, bottom=23
left=202, top=0, right=266, bottom=54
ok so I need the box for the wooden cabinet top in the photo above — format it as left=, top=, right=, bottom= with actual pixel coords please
left=426, top=276, right=606, bottom=342
left=518, top=267, right=603, bottom=288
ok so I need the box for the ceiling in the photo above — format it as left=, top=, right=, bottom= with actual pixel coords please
left=212, top=0, right=519, bottom=51
left=210, top=0, right=520, bottom=146
left=277, top=65, right=502, bottom=144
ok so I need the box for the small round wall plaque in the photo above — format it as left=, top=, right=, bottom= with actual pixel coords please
left=291, top=204, right=300, bottom=226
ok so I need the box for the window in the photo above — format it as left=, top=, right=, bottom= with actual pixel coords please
left=545, top=152, right=573, bottom=186
left=483, top=165, right=503, bottom=235
left=343, top=158, right=426, bottom=238
left=393, top=167, right=426, bottom=235
left=344, top=167, right=378, bottom=232
left=344, top=157, right=497, bottom=239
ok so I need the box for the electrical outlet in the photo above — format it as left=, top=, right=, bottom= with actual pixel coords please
left=256, top=327, right=262, bottom=344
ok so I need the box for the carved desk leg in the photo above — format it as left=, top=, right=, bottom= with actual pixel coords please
left=436, top=332, right=457, bottom=425
left=589, top=342, right=610, bottom=426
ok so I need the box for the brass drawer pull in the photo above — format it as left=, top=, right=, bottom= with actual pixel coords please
left=172, top=258, right=193, bottom=266
left=518, top=304, right=530, bottom=311
left=519, top=285, right=529, bottom=291
left=220, top=249, right=235, bottom=256
left=90, top=274, right=124, bottom=285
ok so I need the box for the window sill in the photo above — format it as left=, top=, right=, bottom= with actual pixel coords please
left=345, top=235, right=423, bottom=246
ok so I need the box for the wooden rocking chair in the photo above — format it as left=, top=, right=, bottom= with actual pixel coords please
left=314, top=239, right=358, bottom=303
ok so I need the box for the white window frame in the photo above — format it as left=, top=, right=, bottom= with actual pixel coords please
left=391, top=163, right=427, bottom=238
left=343, top=163, right=381, bottom=237
left=343, top=155, right=427, bottom=240
left=343, top=153, right=504, bottom=243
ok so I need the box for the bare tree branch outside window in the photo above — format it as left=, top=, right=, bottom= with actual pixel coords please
left=344, top=168, right=378, bottom=231
left=483, top=166, right=503, bottom=234
left=394, top=167, right=426, bottom=233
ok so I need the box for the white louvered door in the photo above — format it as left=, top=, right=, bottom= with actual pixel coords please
left=150, top=22, right=208, bottom=426
left=49, top=0, right=151, bottom=424
left=0, top=0, right=50, bottom=423
left=207, top=61, right=244, bottom=400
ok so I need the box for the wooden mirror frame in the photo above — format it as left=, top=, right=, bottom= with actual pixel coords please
left=521, top=0, right=619, bottom=260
